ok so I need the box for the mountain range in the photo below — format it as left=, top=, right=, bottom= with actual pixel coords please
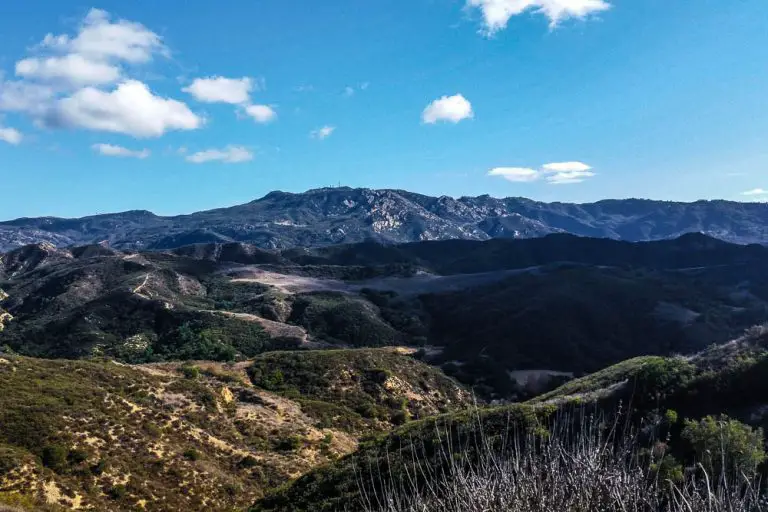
left=3, top=187, right=768, bottom=252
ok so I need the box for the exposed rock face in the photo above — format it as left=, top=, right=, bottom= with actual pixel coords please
left=3, top=188, right=768, bottom=252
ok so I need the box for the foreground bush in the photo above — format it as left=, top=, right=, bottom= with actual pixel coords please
left=358, top=411, right=767, bottom=512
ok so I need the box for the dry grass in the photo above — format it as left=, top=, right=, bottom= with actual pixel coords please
left=358, top=411, right=768, bottom=512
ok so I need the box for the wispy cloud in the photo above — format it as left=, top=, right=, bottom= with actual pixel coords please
left=742, top=188, right=768, bottom=197
left=186, top=145, right=253, bottom=164
left=92, top=143, right=150, bottom=158
left=310, top=125, right=336, bottom=140
left=0, top=126, right=23, bottom=145
left=487, top=167, right=539, bottom=182
left=488, top=161, right=596, bottom=185
left=467, top=0, right=611, bottom=35
left=343, top=82, right=370, bottom=97
left=422, top=94, right=473, bottom=124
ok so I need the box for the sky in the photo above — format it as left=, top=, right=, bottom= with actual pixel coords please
left=1, top=0, right=767, bottom=219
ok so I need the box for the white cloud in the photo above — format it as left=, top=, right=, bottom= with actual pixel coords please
left=62, top=8, right=166, bottom=64
left=487, top=167, right=539, bottom=182
left=422, top=94, right=473, bottom=124
left=467, top=0, right=611, bottom=34
left=92, top=143, right=150, bottom=158
left=742, top=188, right=768, bottom=196
left=344, top=86, right=355, bottom=97
left=186, top=145, right=253, bottom=164
left=0, top=81, right=54, bottom=114
left=0, top=126, right=23, bottom=145
left=541, top=161, right=592, bottom=173
left=546, top=170, right=596, bottom=184
left=15, top=54, right=120, bottom=87
left=541, top=161, right=595, bottom=184
left=1, top=9, right=202, bottom=142
left=47, top=80, right=203, bottom=138
left=183, top=76, right=254, bottom=104
left=293, top=84, right=314, bottom=93
left=488, top=161, right=596, bottom=185
left=311, top=125, right=336, bottom=140
left=244, top=104, right=277, bottom=123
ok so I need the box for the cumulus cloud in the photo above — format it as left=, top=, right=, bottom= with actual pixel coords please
left=186, top=145, right=253, bottom=164
left=46, top=80, right=203, bottom=138
left=487, top=167, right=539, bottom=182
left=467, top=0, right=611, bottom=34
left=311, top=125, right=336, bottom=140
left=183, top=76, right=254, bottom=104
left=422, top=94, right=473, bottom=124
left=244, top=104, right=277, bottom=123
left=0, top=10, right=202, bottom=141
left=51, top=8, right=167, bottom=64
left=92, top=143, right=150, bottom=158
left=488, top=161, right=596, bottom=185
left=0, top=126, right=23, bottom=145
left=15, top=8, right=166, bottom=89
left=16, top=54, right=120, bottom=87
left=742, top=188, right=768, bottom=197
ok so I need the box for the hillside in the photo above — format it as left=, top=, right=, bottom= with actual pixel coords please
left=0, top=348, right=470, bottom=511
left=534, top=324, right=768, bottom=427
left=3, top=235, right=768, bottom=398
left=252, top=326, right=768, bottom=512
left=3, top=188, right=768, bottom=252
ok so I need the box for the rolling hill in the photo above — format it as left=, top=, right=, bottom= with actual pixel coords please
left=3, top=234, right=768, bottom=399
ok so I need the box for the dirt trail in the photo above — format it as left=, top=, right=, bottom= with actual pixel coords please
left=132, top=273, right=152, bottom=297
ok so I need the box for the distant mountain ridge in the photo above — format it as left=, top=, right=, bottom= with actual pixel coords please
left=3, top=187, right=768, bottom=251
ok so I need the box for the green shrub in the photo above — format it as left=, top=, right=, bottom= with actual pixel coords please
left=391, top=410, right=409, bottom=426
left=277, top=436, right=303, bottom=452
left=183, top=448, right=201, bottom=461
left=681, top=415, right=766, bottom=477
left=239, top=455, right=259, bottom=468
left=181, top=365, right=201, bottom=379
left=107, top=484, right=127, bottom=500
left=41, top=444, right=68, bottom=471
left=90, top=459, right=107, bottom=476
left=67, top=448, right=89, bottom=464
left=0, top=447, right=20, bottom=475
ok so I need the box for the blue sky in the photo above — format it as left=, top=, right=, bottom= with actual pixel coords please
left=1, top=0, right=767, bottom=219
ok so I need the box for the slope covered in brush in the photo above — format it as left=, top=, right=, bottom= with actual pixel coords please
left=0, top=348, right=471, bottom=511
left=252, top=328, right=768, bottom=512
